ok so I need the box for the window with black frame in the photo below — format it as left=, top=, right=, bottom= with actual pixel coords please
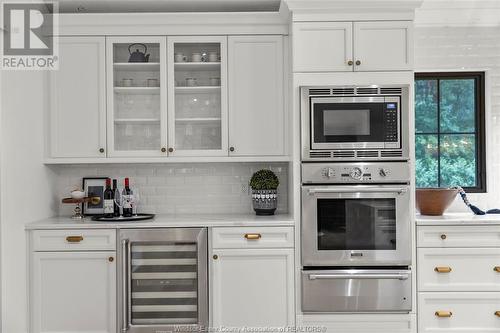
left=414, top=72, right=486, bottom=192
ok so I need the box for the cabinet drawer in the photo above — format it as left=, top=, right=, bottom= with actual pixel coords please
left=418, top=248, right=500, bottom=291
left=32, top=229, right=116, bottom=251
left=212, top=227, right=293, bottom=249
left=418, top=292, right=500, bottom=332
left=417, top=225, right=500, bottom=248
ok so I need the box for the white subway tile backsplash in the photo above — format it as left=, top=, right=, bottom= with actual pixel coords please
left=55, top=162, right=288, bottom=216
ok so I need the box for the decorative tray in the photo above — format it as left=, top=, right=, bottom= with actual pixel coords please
left=91, top=214, right=155, bottom=222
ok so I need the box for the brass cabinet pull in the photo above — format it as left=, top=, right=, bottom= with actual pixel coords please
left=347, top=60, right=353, bottom=66
left=108, top=256, right=114, bottom=262
left=229, top=146, right=235, bottom=152
left=434, top=266, right=452, bottom=273
left=99, top=148, right=105, bottom=153
left=495, top=311, right=500, bottom=317
left=161, top=147, right=166, bottom=153
left=494, top=267, right=500, bottom=273
left=213, top=254, right=218, bottom=260
left=244, top=233, right=262, bottom=240
left=435, top=311, right=452, bottom=318
left=66, top=236, right=83, bottom=243
left=168, top=147, right=174, bottom=153
left=440, top=234, right=447, bottom=240
left=355, top=60, right=361, bottom=66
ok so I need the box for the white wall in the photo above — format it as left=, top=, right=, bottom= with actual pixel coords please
left=414, top=25, right=500, bottom=212
left=0, top=71, right=57, bottom=333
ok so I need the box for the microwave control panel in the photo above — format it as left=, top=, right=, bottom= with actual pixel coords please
left=384, top=103, right=399, bottom=142
left=302, top=162, right=410, bottom=184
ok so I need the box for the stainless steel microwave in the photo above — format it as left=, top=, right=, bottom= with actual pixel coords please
left=301, top=85, right=410, bottom=161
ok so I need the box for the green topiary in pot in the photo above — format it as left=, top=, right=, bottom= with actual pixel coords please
left=249, top=169, right=279, bottom=215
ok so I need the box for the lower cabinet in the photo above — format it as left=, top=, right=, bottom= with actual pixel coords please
left=29, top=230, right=116, bottom=333
left=298, top=314, right=416, bottom=333
left=417, top=224, right=500, bottom=333
left=211, top=227, right=295, bottom=327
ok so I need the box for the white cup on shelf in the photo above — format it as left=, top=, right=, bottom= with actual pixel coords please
left=208, top=52, right=220, bottom=62
left=174, top=53, right=187, bottom=62
left=209, top=77, right=220, bottom=86
left=191, top=53, right=202, bottom=62
left=122, top=78, right=133, bottom=87
left=186, top=78, right=197, bottom=87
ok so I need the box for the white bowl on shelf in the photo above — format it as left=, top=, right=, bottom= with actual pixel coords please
left=70, top=190, right=85, bottom=200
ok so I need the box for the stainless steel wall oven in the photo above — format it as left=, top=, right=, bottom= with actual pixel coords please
left=301, top=162, right=412, bottom=313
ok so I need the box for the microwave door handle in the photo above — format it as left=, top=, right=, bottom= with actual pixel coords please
left=309, top=273, right=409, bottom=280
left=308, top=187, right=408, bottom=195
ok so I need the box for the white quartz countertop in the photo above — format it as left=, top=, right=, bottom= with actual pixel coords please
left=417, top=212, right=500, bottom=226
left=25, top=213, right=295, bottom=230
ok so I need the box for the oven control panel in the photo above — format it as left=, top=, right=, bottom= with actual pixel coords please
left=302, top=162, right=410, bottom=184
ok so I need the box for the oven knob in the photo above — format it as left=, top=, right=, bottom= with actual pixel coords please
left=350, top=167, right=363, bottom=180
left=323, top=167, right=335, bottom=178
left=379, top=168, right=389, bottom=177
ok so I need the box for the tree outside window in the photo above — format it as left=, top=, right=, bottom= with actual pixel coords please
left=415, top=72, right=486, bottom=192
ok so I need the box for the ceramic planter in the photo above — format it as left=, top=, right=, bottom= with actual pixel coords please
left=251, top=189, right=277, bottom=216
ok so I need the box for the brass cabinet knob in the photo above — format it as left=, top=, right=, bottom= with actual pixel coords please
left=161, top=147, right=166, bottom=153
left=347, top=60, right=353, bottom=66
left=108, top=256, right=114, bottom=262
left=495, top=311, right=500, bottom=317
left=99, top=148, right=105, bottom=153
left=355, top=60, right=361, bottom=66
left=434, top=266, right=452, bottom=273
left=168, top=147, right=174, bottom=153
left=244, top=233, right=262, bottom=240
left=213, top=254, right=218, bottom=260
left=435, top=311, right=452, bottom=318
left=66, top=236, right=83, bottom=243
left=229, top=146, right=235, bottom=152
left=494, top=267, right=500, bottom=273
left=440, top=234, right=447, bottom=240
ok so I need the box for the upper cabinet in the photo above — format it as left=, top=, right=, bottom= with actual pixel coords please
left=228, top=36, right=285, bottom=156
left=167, top=36, right=228, bottom=156
left=353, top=21, right=413, bottom=71
left=106, top=36, right=167, bottom=157
left=293, top=21, right=413, bottom=72
left=49, top=37, right=106, bottom=158
left=47, top=34, right=288, bottom=162
left=293, top=22, right=353, bottom=72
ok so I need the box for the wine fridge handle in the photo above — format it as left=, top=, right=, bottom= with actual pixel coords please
left=121, top=239, right=129, bottom=332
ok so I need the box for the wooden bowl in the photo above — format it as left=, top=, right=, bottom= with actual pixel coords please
left=416, top=188, right=459, bottom=216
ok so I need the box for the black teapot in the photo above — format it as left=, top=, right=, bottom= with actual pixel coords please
left=128, top=43, right=150, bottom=63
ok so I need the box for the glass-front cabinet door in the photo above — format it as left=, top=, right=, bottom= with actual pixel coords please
left=167, top=36, right=228, bottom=156
left=106, top=37, right=167, bottom=157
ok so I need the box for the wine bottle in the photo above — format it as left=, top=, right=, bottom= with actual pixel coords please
left=122, top=178, right=133, bottom=217
left=103, top=178, right=114, bottom=218
left=112, top=179, right=120, bottom=217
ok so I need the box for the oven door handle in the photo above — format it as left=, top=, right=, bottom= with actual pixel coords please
left=307, top=187, right=408, bottom=195
left=309, top=273, right=409, bottom=280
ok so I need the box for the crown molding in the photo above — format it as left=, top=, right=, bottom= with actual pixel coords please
left=415, top=0, right=500, bottom=27
left=284, top=0, right=423, bottom=21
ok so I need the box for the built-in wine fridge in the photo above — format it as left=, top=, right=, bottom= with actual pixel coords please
left=119, top=228, right=208, bottom=333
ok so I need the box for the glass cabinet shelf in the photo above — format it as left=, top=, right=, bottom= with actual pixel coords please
left=114, top=62, right=161, bottom=71
left=114, top=87, right=160, bottom=94
left=173, top=62, right=221, bottom=71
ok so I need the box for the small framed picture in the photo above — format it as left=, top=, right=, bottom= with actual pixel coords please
left=82, top=177, right=108, bottom=215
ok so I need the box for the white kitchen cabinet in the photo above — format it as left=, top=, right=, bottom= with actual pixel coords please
left=106, top=36, right=167, bottom=157
left=293, top=22, right=353, bottom=72
left=49, top=37, right=106, bottom=158
left=353, top=21, right=413, bottom=71
left=417, top=223, right=500, bottom=333
left=30, top=251, right=116, bottom=333
left=228, top=35, right=284, bottom=156
left=211, top=228, right=294, bottom=327
left=167, top=36, right=228, bottom=156
left=418, top=292, right=500, bottom=333
left=292, top=21, right=413, bottom=72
